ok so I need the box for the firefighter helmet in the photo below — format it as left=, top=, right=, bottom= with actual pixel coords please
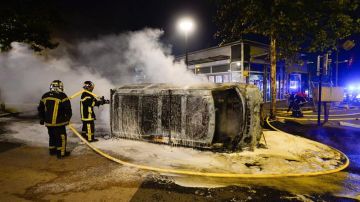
left=50, top=80, right=64, bottom=92
left=83, top=81, right=95, bottom=91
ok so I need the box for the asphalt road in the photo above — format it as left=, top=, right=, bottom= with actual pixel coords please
left=0, top=115, right=359, bottom=201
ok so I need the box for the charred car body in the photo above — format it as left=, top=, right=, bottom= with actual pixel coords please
left=110, top=83, right=262, bottom=151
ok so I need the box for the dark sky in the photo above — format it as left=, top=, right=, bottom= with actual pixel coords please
left=50, top=0, right=359, bottom=85
left=54, top=0, right=220, bottom=55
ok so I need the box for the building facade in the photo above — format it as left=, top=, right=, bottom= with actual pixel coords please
left=177, top=40, right=309, bottom=101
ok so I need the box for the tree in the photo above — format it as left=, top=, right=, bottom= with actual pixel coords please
left=0, top=0, right=59, bottom=52
left=214, top=0, right=360, bottom=117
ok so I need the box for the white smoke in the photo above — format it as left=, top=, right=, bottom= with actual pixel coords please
left=70, top=28, right=206, bottom=84
left=0, top=28, right=205, bottom=123
left=0, top=42, right=113, bottom=123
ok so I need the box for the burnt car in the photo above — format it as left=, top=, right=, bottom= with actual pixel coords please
left=110, top=83, right=262, bottom=151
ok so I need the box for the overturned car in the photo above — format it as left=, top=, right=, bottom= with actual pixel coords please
left=110, top=83, right=262, bottom=151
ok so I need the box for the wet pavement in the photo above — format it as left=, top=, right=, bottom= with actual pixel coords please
left=269, top=119, right=360, bottom=200
left=274, top=121, right=360, bottom=165
left=0, top=115, right=359, bottom=201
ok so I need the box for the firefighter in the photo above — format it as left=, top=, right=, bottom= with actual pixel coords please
left=291, top=92, right=308, bottom=118
left=38, top=80, right=72, bottom=159
left=287, top=93, right=295, bottom=112
left=80, top=81, right=109, bottom=142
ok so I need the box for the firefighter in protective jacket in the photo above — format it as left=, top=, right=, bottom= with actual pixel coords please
left=38, top=80, right=72, bottom=158
left=80, top=81, right=109, bottom=142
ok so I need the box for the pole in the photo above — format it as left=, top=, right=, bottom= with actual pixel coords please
left=168, top=90, right=172, bottom=143
left=241, top=42, right=245, bottom=83
left=324, top=53, right=330, bottom=122
left=308, top=72, right=311, bottom=97
left=263, top=64, right=267, bottom=102
left=247, top=62, right=251, bottom=84
left=317, top=55, right=325, bottom=126
left=270, top=37, right=277, bottom=118
left=282, top=66, right=286, bottom=99
left=336, top=47, right=339, bottom=86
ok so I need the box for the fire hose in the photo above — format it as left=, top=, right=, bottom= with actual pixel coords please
left=276, top=115, right=360, bottom=121
left=67, top=113, right=350, bottom=178
left=301, top=112, right=360, bottom=117
left=0, top=89, right=349, bottom=178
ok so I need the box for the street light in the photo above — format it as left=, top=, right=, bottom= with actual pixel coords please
left=177, top=17, right=195, bottom=68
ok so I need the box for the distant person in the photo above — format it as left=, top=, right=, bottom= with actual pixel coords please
left=284, top=91, right=290, bottom=108
left=38, top=80, right=72, bottom=159
left=287, top=93, right=295, bottom=112
left=323, top=102, right=331, bottom=123
left=291, top=92, right=308, bottom=117
left=284, top=91, right=290, bottom=99
left=80, top=81, right=109, bottom=142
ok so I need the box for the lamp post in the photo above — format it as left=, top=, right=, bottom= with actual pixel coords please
left=178, top=17, right=195, bottom=68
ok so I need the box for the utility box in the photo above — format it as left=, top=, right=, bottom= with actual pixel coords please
left=313, top=87, right=344, bottom=102
left=110, top=83, right=262, bottom=151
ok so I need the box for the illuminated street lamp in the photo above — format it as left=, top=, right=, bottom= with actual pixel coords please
left=178, top=17, right=195, bottom=68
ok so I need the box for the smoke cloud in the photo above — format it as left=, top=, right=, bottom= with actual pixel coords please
left=0, top=28, right=205, bottom=123
left=69, top=28, right=205, bottom=84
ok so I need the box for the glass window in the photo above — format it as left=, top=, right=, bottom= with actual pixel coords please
left=215, top=75, right=223, bottom=83
left=231, top=72, right=242, bottom=82
left=223, top=74, right=229, bottom=83
left=230, top=62, right=241, bottom=71
left=208, top=76, right=215, bottom=83
left=198, top=67, right=211, bottom=74
left=212, top=65, right=229, bottom=73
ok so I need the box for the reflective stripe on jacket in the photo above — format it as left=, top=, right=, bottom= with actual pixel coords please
left=80, top=91, right=101, bottom=121
left=38, top=91, right=72, bottom=126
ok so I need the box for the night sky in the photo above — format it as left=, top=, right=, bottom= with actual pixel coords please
left=43, top=1, right=360, bottom=86
left=54, top=0, right=219, bottom=55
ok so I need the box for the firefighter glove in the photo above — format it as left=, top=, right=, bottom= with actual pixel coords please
left=100, top=96, right=110, bottom=105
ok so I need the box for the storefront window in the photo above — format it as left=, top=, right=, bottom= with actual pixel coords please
left=231, top=72, right=242, bottom=82
left=212, top=65, right=230, bottom=73
left=198, top=67, right=211, bottom=74
left=208, top=76, right=215, bottom=83
left=289, top=73, right=301, bottom=93
left=223, top=75, right=229, bottom=83
left=215, top=75, right=223, bottom=83
left=249, top=74, right=263, bottom=91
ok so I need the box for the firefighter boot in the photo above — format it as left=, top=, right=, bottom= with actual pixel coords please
left=81, top=131, right=87, bottom=140
left=49, top=148, right=56, bottom=155
left=57, top=150, right=71, bottom=159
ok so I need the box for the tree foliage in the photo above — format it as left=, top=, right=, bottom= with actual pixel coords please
left=0, top=0, right=59, bottom=52
left=214, top=0, right=360, bottom=116
left=214, top=0, right=360, bottom=57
